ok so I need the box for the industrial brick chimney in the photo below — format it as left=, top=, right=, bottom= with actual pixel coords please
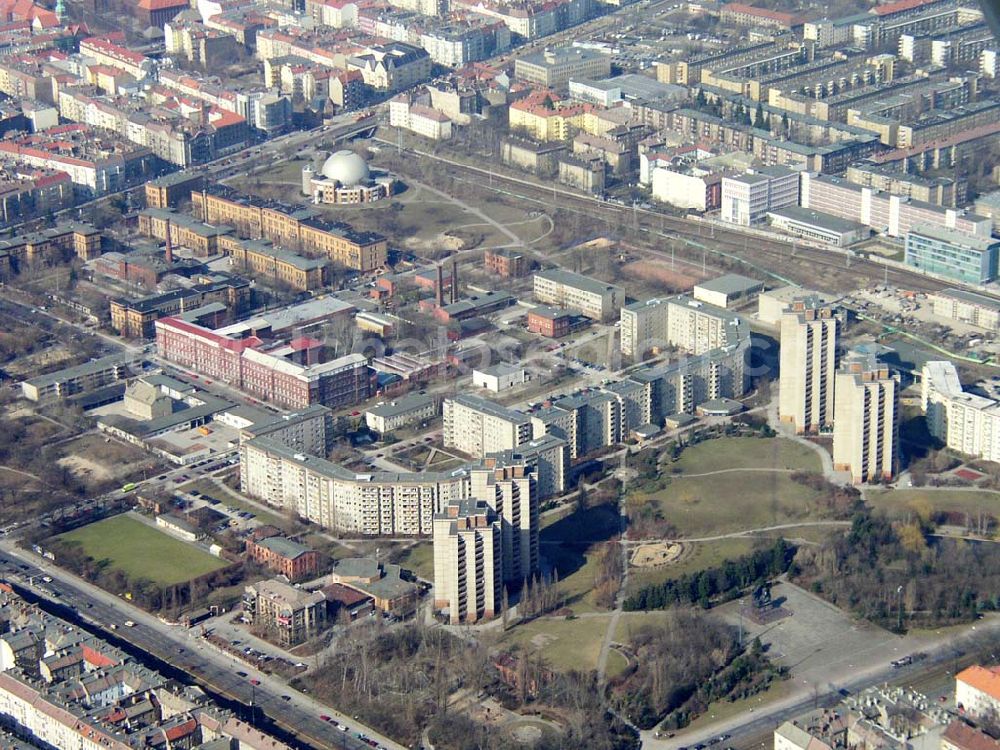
left=436, top=264, right=444, bottom=307
left=450, top=257, right=458, bottom=304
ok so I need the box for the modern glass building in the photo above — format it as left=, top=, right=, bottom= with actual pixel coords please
left=904, top=224, right=1000, bottom=283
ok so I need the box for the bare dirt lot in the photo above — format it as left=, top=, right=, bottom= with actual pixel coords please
left=57, top=433, right=163, bottom=486
left=4, top=345, right=77, bottom=379
left=621, top=259, right=708, bottom=294
left=57, top=455, right=113, bottom=483
left=630, top=542, right=684, bottom=568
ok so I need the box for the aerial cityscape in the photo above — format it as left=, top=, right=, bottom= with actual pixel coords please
left=4, top=0, right=1000, bottom=745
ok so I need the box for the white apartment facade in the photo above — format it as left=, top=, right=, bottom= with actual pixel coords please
left=433, top=499, right=502, bottom=624
left=956, top=666, right=1000, bottom=720
left=533, top=268, right=623, bottom=322
left=443, top=394, right=532, bottom=457
left=929, top=288, right=1000, bottom=331
left=921, top=360, right=1000, bottom=462
left=665, top=296, right=737, bottom=355
left=239, top=436, right=469, bottom=535
left=778, top=303, right=838, bottom=433
left=469, top=460, right=538, bottom=584
left=832, top=351, right=899, bottom=483
left=365, top=393, right=436, bottom=433
left=802, top=172, right=993, bottom=238
left=388, top=98, right=453, bottom=140
left=651, top=168, right=717, bottom=211
left=620, top=297, right=670, bottom=357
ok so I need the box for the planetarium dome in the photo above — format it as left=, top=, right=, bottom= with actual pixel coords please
left=320, top=150, right=370, bottom=185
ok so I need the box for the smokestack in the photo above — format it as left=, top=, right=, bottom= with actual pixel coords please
left=450, top=257, right=458, bottom=304
left=202, top=190, right=208, bottom=222
left=435, top=264, right=443, bottom=307
left=164, top=219, right=173, bottom=264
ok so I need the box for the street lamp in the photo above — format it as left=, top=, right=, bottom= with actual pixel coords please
left=897, top=585, right=904, bottom=632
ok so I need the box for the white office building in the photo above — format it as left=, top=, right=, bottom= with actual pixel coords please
left=721, top=166, right=799, bottom=226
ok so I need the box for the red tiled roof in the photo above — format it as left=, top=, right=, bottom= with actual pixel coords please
left=323, top=583, right=372, bottom=607
left=289, top=336, right=322, bottom=351
left=873, top=0, right=933, bottom=15
left=958, top=665, right=1000, bottom=702
left=943, top=721, right=1000, bottom=750
left=157, top=317, right=259, bottom=353
left=164, top=719, right=198, bottom=742
left=81, top=644, right=117, bottom=668
left=81, top=36, right=148, bottom=66
left=721, top=2, right=801, bottom=23
left=136, top=0, right=188, bottom=10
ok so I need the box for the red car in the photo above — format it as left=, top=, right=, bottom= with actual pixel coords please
left=319, top=716, right=331, bottom=722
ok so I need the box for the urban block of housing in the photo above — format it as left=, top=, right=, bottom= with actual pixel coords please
left=0, top=584, right=299, bottom=750
left=773, top=665, right=1000, bottom=750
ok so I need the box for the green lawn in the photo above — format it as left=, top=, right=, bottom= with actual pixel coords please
left=56, top=514, right=227, bottom=586
left=868, top=488, right=1000, bottom=521
left=539, top=502, right=621, bottom=613
left=501, top=615, right=611, bottom=674
left=670, top=437, right=822, bottom=475
left=628, top=472, right=824, bottom=537
left=542, top=542, right=602, bottom=613
left=396, top=542, right=433, bottom=580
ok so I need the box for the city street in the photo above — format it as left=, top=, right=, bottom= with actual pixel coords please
left=0, top=542, right=407, bottom=750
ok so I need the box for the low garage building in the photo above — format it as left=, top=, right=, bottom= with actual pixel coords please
left=693, top=273, right=764, bottom=308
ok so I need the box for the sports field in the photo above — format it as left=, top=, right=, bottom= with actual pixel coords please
left=56, top=514, right=227, bottom=585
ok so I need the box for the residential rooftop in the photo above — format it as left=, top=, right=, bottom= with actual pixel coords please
left=535, top=268, right=622, bottom=297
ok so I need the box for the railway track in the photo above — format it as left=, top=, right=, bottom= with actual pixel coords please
left=384, top=140, right=952, bottom=295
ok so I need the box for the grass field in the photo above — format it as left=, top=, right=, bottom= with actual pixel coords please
left=628, top=437, right=826, bottom=537
left=540, top=502, right=621, bottom=613
left=56, top=514, right=227, bottom=586
left=670, top=437, right=822, bottom=475
left=868, top=488, right=1000, bottom=520
left=501, top=616, right=620, bottom=675
left=396, top=542, right=433, bottom=580
left=542, top=543, right=602, bottom=613
left=629, top=472, right=824, bottom=537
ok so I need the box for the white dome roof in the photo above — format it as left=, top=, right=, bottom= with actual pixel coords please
left=320, top=150, right=369, bottom=185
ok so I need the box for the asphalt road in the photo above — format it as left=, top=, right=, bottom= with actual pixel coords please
left=657, top=626, right=993, bottom=750
left=0, top=545, right=407, bottom=750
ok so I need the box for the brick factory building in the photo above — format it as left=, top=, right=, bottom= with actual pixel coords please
left=155, top=316, right=373, bottom=409
left=246, top=535, right=321, bottom=581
